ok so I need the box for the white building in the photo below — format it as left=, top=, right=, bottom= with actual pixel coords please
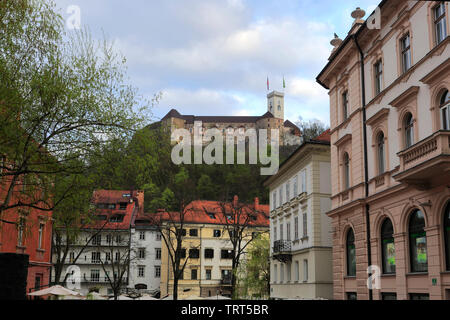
left=51, top=190, right=144, bottom=296
left=264, top=133, right=333, bottom=299
left=128, top=214, right=162, bottom=295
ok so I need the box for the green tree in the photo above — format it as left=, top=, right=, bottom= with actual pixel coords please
left=0, top=0, right=154, bottom=223
left=237, top=235, right=270, bottom=299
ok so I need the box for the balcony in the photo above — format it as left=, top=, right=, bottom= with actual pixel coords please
left=272, top=240, right=292, bottom=263
left=394, top=130, right=450, bottom=190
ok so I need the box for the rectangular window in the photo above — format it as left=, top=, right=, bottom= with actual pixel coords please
left=409, top=293, right=429, bottom=300
left=34, top=274, right=42, bottom=290
left=119, top=202, right=127, bottom=210
left=138, top=266, right=145, bottom=277
left=105, top=252, right=111, bottom=261
left=213, top=230, right=221, bottom=238
left=106, top=234, right=112, bottom=244
left=90, top=269, right=100, bottom=282
left=179, top=249, right=186, bottom=259
left=295, top=261, right=299, bottom=281
left=156, top=248, right=161, bottom=260
left=91, top=252, right=101, bottom=263
left=286, top=182, right=290, bottom=201
left=287, top=263, right=291, bottom=282
left=191, top=269, right=198, bottom=280
left=374, top=59, right=382, bottom=95
left=38, top=223, right=44, bottom=249
left=400, top=33, right=411, bottom=73
left=280, top=223, right=284, bottom=240
left=301, top=170, right=306, bottom=193
left=205, top=269, right=212, bottom=280
left=115, top=252, right=120, bottom=261
left=347, top=292, right=357, bottom=300
left=204, top=248, right=214, bottom=259
left=293, top=176, right=298, bottom=196
left=189, top=249, right=200, bottom=259
left=69, top=252, right=75, bottom=263
left=294, top=217, right=299, bottom=240
left=139, top=231, right=145, bottom=240
left=92, top=234, right=101, bottom=246
left=280, top=264, right=284, bottom=282
left=434, top=2, right=447, bottom=45
left=274, top=226, right=277, bottom=242
left=303, top=259, right=308, bottom=282
left=272, top=192, right=277, bottom=210
left=381, top=293, right=397, bottom=300
left=221, top=249, right=233, bottom=259
left=138, top=248, right=145, bottom=259
left=279, top=186, right=283, bottom=205
left=155, top=266, right=161, bottom=278
left=17, top=217, right=25, bottom=247
left=156, top=233, right=162, bottom=241
left=286, top=222, right=291, bottom=241
left=274, top=265, right=278, bottom=283
left=189, top=229, right=198, bottom=237
left=303, top=212, right=308, bottom=237
left=342, top=91, right=349, bottom=120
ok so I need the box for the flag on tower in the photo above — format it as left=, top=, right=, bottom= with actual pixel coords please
left=283, top=76, right=286, bottom=89
left=267, top=76, right=269, bottom=91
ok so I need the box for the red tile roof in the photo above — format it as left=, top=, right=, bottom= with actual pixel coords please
left=313, top=129, right=331, bottom=142
left=143, top=197, right=269, bottom=227
left=85, top=190, right=140, bottom=230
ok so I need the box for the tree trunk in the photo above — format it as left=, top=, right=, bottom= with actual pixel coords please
left=173, top=277, right=178, bottom=300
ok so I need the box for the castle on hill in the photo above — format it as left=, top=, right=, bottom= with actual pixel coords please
left=157, top=91, right=301, bottom=146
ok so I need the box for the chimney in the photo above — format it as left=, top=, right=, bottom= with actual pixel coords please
left=254, top=197, right=259, bottom=211
left=233, top=195, right=238, bottom=207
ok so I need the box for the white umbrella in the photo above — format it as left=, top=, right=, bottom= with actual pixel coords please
left=204, top=295, right=231, bottom=300
left=136, top=294, right=158, bottom=300
left=28, top=285, right=83, bottom=298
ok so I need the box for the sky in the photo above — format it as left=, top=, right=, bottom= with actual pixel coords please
left=55, top=0, right=379, bottom=126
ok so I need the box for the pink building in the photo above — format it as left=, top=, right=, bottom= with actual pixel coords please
left=316, top=0, right=450, bottom=300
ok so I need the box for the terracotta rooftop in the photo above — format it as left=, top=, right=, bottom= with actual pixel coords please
left=144, top=197, right=269, bottom=227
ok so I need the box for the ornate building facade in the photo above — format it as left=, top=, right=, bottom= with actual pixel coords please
left=317, top=1, right=450, bottom=300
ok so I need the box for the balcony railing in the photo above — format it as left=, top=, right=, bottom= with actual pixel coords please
left=394, top=130, right=450, bottom=189
left=272, top=240, right=292, bottom=253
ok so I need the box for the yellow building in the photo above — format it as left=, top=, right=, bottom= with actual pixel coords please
left=158, top=197, right=269, bottom=299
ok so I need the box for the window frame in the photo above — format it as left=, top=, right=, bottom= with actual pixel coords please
left=440, top=90, right=450, bottom=130
left=381, top=218, right=396, bottom=274
left=400, top=33, right=411, bottom=74
left=404, top=113, right=414, bottom=149
left=433, top=2, right=447, bottom=46
left=408, top=210, right=428, bottom=273
left=374, top=59, right=383, bottom=95
left=346, top=229, right=356, bottom=277
left=377, top=132, right=385, bottom=174
left=342, top=91, right=349, bottom=121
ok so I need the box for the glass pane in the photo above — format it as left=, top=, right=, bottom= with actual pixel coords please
left=383, top=240, right=396, bottom=273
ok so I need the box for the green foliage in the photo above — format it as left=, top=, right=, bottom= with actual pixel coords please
left=236, top=235, right=270, bottom=299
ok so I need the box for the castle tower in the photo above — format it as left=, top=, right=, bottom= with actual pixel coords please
left=267, top=91, right=284, bottom=120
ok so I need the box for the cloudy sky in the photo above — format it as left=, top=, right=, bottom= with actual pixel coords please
left=55, top=0, right=378, bottom=126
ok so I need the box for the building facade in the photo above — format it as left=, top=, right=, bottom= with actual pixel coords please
left=317, top=0, right=450, bottom=300
left=264, top=131, right=333, bottom=299
left=157, top=91, right=301, bottom=146
left=128, top=213, right=161, bottom=295
left=156, top=197, right=270, bottom=299
left=51, top=190, right=144, bottom=296
left=0, top=158, right=53, bottom=296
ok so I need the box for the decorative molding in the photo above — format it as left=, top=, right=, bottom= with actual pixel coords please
left=366, top=108, right=390, bottom=127
left=389, top=86, right=419, bottom=108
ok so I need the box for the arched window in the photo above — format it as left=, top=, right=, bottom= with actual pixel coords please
left=343, top=152, right=350, bottom=189
left=381, top=218, right=395, bottom=274
left=377, top=132, right=385, bottom=174
left=346, top=229, right=356, bottom=276
left=404, top=113, right=414, bottom=148
left=444, top=202, right=450, bottom=271
left=409, top=210, right=428, bottom=272
left=440, top=89, right=450, bottom=130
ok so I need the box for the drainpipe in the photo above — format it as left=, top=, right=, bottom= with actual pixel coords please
left=352, top=33, right=373, bottom=300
